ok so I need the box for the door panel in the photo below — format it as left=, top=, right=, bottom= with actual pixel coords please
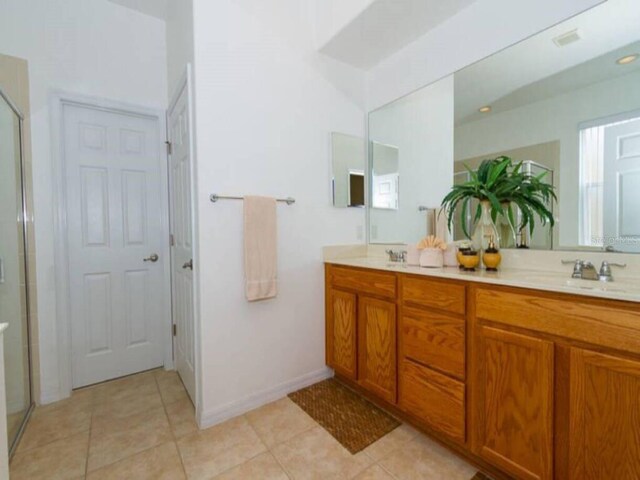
left=604, top=118, right=640, bottom=252
left=168, top=76, right=196, bottom=402
left=328, top=289, right=357, bottom=380
left=358, top=296, right=396, bottom=403
left=65, top=103, right=165, bottom=388
left=474, top=326, right=554, bottom=480
left=569, top=349, right=640, bottom=480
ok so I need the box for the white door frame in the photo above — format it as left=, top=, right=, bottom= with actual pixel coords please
left=51, top=91, right=172, bottom=401
left=167, top=64, right=201, bottom=415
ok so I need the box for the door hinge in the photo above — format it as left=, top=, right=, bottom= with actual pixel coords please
left=170, top=233, right=175, bottom=246
left=165, top=141, right=172, bottom=155
left=172, top=324, right=177, bottom=336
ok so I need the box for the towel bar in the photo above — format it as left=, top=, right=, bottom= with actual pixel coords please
left=209, top=194, right=295, bottom=205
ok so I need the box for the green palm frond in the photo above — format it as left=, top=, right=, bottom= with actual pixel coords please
left=440, top=156, right=555, bottom=239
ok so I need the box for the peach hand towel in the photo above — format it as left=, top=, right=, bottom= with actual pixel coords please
left=244, top=196, right=277, bottom=301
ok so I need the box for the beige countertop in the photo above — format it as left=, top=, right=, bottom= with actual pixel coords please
left=325, top=256, right=640, bottom=303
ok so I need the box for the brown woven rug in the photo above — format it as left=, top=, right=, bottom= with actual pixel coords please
left=288, top=378, right=400, bottom=454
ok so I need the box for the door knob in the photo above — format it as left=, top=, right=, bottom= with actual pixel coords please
left=182, top=259, right=193, bottom=270
left=143, top=253, right=159, bottom=263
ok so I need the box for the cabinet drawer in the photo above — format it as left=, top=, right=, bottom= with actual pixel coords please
left=401, top=276, right=465, bottom=315
left=329, top=265, right=396, bottom=299
left=401, top=306, right=465, bottom=380
left=474, top=287, right=640, bottom=355
left=399, top=359, right=465, bottom=443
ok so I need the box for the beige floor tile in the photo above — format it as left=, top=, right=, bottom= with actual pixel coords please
left=378, top=434, right=476, bottom=480
left=353, top=465, right=396, bottom=480
left=362, top=423, right=418, bottom=461
left=245, top=397, right=316, bottom=447
left=166, top=397, right=198, bottom=438
left=157, top=371, right=189, bottom=404
left=93, top=371, right=159, bottom=403
left=88, top=405, right=173, bottom=472
left=17, top=400, right=92, bottom=452
left=177, top=415, right=266, bottom=480
left=213, top=452, right=288, bottom=479
left=87, top=442, right=186, bottom=480
left=10, top=431, right=89, bottom=480
left=93, top=384, right=163, bottom=420
left=37, top=387, right=95, bottom=415
left=272, top=426, right=374, bottom=480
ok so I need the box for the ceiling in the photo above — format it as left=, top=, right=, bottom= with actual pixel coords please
left=320, top=0, right=478, bottom=70
left=108, top=0, right=168, bottom=20
left=455, top=0, right=640, bottom=124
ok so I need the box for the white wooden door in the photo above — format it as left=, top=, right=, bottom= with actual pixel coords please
left=64, top=103, right=166, bottom=388
left=604, top=118, right=640, bottom=253
left=168, top=76, right=196, bottom=402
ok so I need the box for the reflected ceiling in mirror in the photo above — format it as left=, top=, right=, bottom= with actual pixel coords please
left=454, top=0, right=640, bottom=253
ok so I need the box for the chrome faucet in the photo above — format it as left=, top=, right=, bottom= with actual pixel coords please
left=562, top=259, right=626, bottom=282
left=385, top=249, right=407, bottom=263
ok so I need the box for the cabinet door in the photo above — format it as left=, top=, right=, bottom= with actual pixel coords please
left=474, top=326, right=554, bottom=480
left=358, top=296, right=397, bottom=403
left=569, top=349, right=640, bottom=480
left=327, top=289, right=357, bottom=380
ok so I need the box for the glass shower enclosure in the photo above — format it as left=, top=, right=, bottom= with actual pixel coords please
left=0, top=87, right=34, bottom=453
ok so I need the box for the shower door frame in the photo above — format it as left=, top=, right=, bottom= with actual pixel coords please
left=0, top=85, right=36, bottom=455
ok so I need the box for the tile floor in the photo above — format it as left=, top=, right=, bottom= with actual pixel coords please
left=10, top=370, right=479, bottom=479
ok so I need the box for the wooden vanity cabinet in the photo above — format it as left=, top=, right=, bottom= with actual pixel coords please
left=358, top=296, right=397, bottom=403
left=325, top=265, right=397, bottom=402
left=472, top=325, right=554, bottom=480
left=568, top=348, right=640, bottom=480
left=398, top=275, right=467, bottom=444
left=326, top=288, right=357, bottom=380
left=326, top=263, right=640, bottom=479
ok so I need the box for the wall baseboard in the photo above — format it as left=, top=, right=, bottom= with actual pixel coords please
left=39, top=387, right=65, bottom=406
left=197, top=367, right=333, bottom=429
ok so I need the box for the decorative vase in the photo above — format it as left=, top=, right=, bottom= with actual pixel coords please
left=459, top=250, right=480, bottom=271
left=498, top=201, right=517, bottom=249
left=419, top=248, right=444, bottom=268
left=471, top=200, right=501, bottom=252
left=482, top=236, right=502, bottom=271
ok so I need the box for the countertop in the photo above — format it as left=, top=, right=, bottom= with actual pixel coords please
left=325, top=256, right=640, bottom=303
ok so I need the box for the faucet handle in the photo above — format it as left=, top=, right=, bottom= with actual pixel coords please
left=599, top=260, right=626, bottom=282
left=562, top=259, right=583, bottom=279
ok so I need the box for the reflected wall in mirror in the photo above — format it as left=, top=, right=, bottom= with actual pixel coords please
left=368, top=76, right=454, bottom=244
left=331, top=132, right=365, bottom=208
left=371, top=142, right=399, bottom=210
left=454, top=0, right=640, bottom=252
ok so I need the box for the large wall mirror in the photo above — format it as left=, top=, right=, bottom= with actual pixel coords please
left=369, top=0, right=640, bottom=253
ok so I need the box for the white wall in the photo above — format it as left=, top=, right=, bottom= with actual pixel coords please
left=455, top=70, right=640, bottom=247
left=365, top=0, right=603, bottom=110
left=191, top=0, right=366, bottom=426
left=166, top=0, right=194, bottom=98
left=369, top=76, right=454, bottom=244
left=0, top=0, right=168, bottom=403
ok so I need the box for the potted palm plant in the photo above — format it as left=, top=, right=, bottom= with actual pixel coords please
left=441, top=156, right=556, bottom=251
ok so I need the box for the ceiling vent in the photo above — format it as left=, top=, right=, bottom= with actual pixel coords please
left=553, top=29, right=581, bottom=47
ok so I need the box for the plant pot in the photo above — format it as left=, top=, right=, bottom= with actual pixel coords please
left=471, top=200, right=500, bottom=252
